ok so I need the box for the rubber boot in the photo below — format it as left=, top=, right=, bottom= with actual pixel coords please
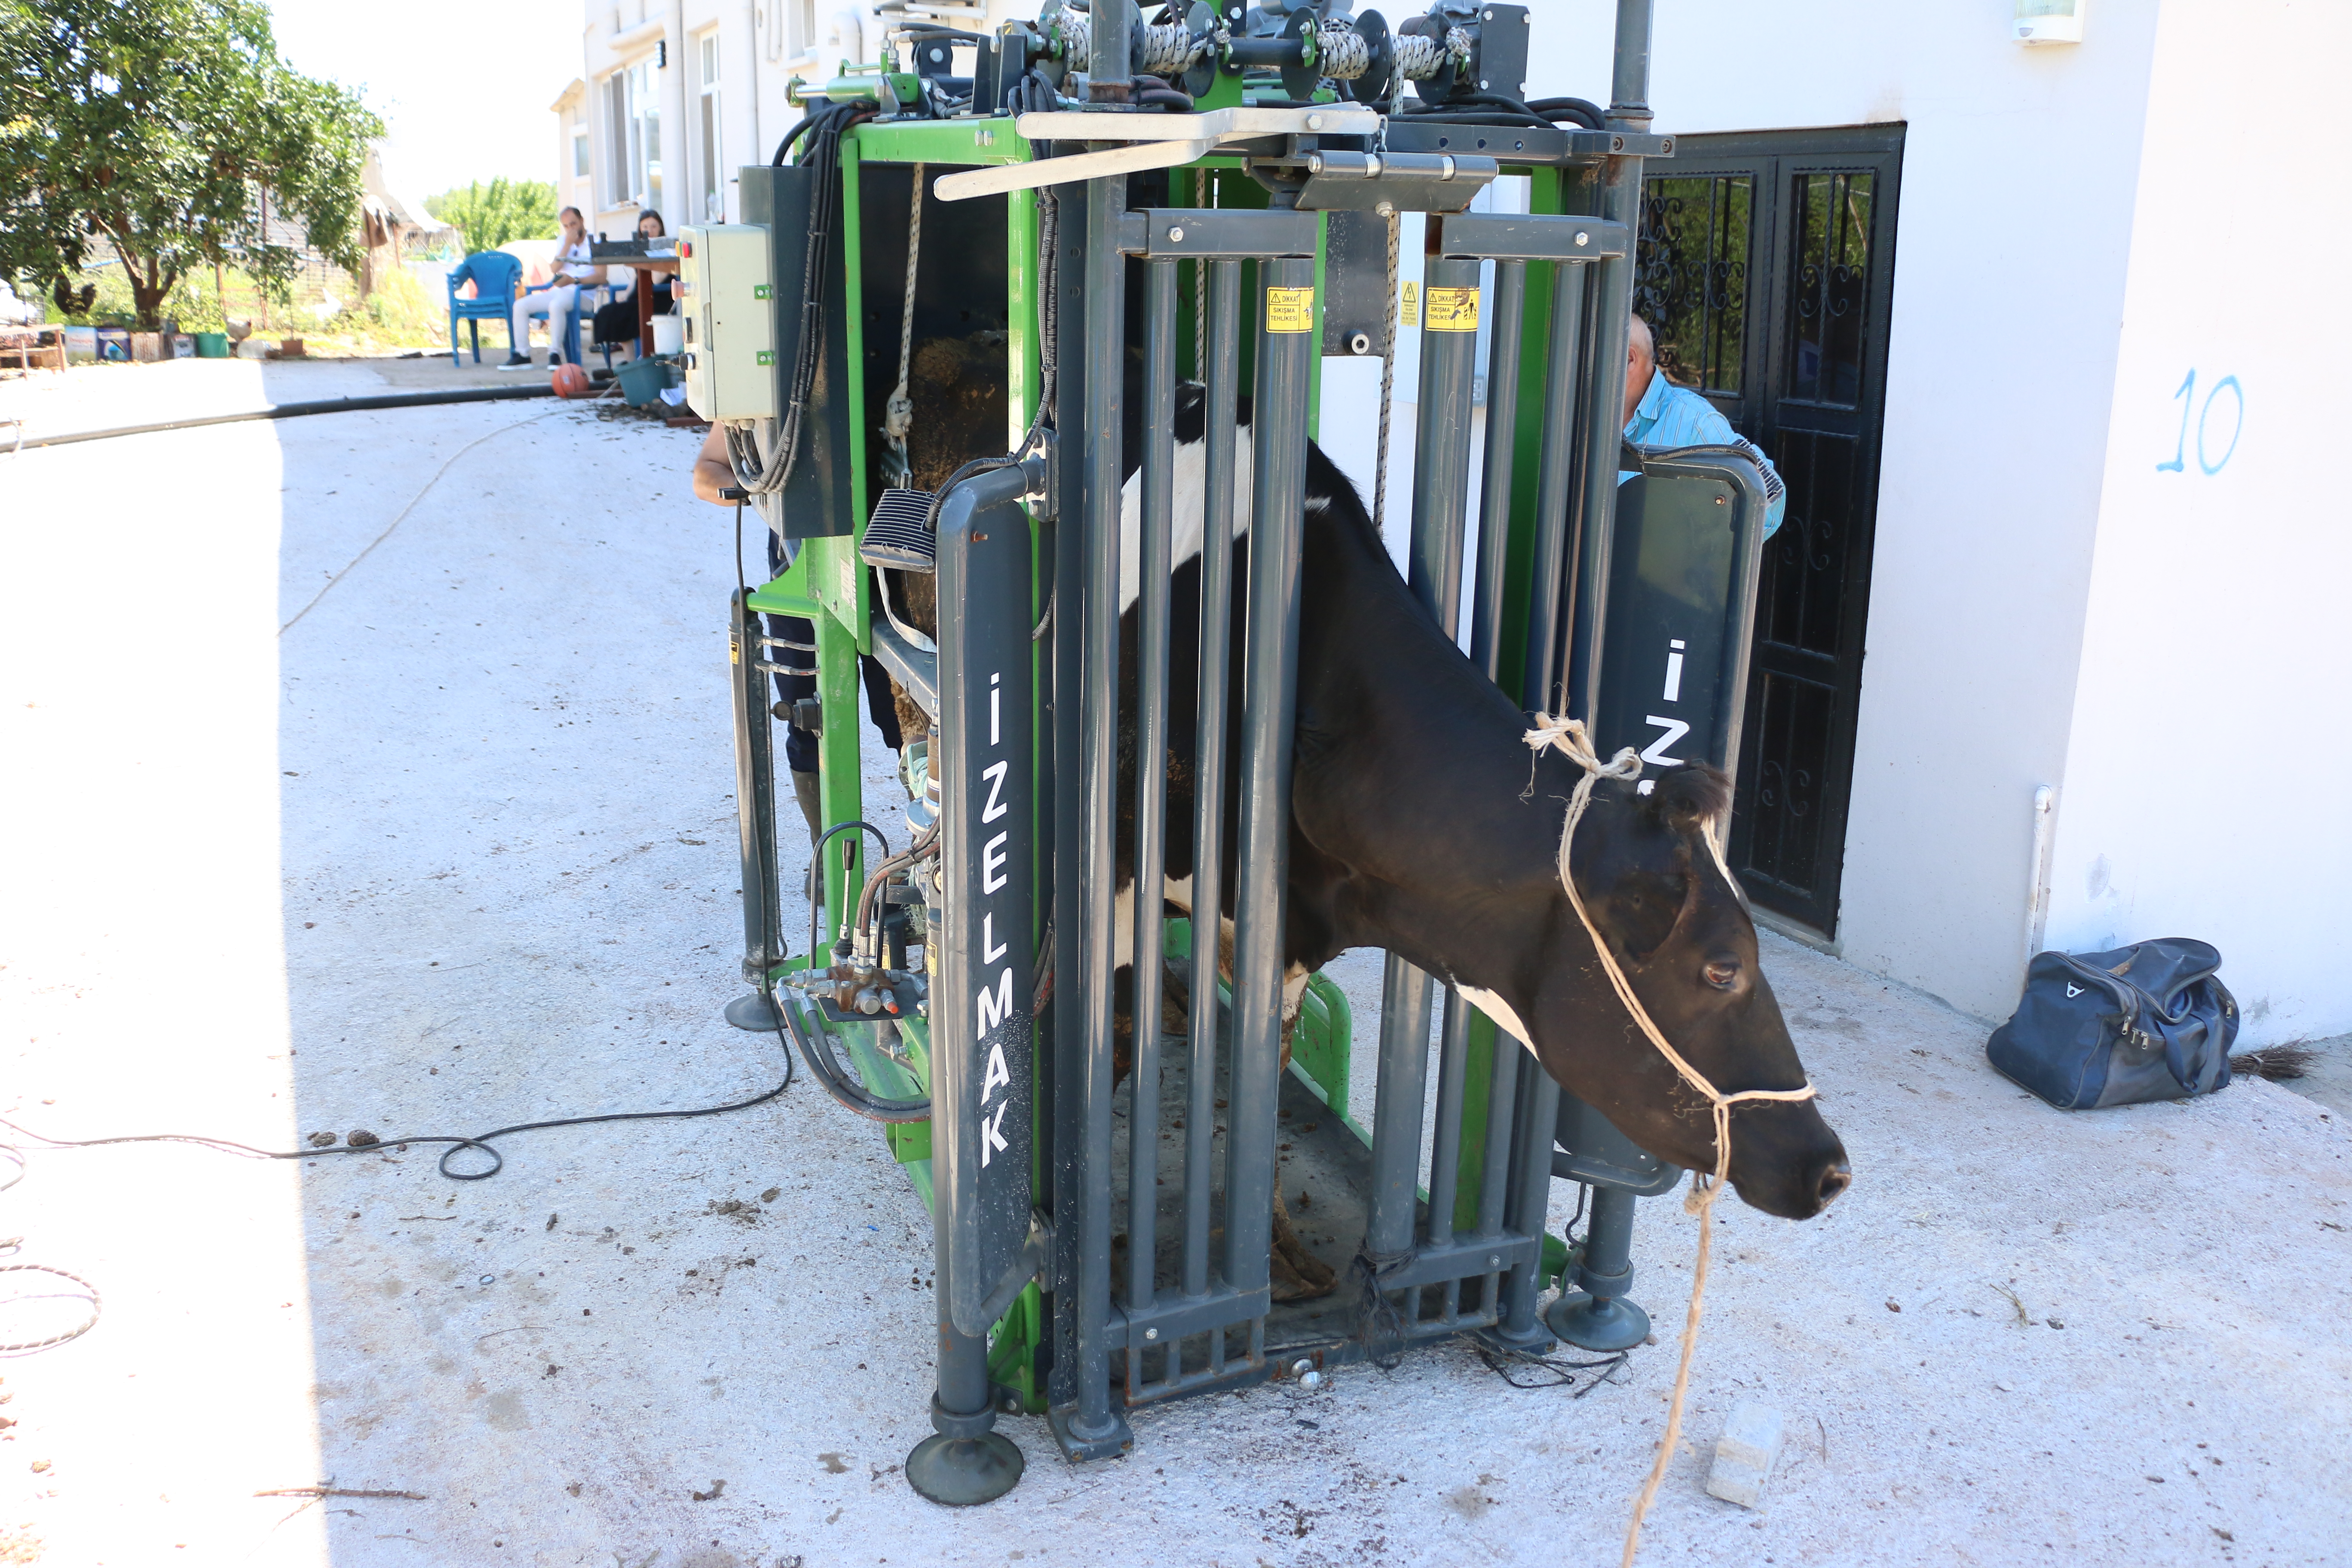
left=793, top=769, right=823, bottom=903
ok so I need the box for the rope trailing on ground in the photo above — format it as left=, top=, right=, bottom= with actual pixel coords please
left=1520, top=714, right=1818, bottom=1568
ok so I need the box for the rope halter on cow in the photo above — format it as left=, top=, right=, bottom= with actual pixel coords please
left=1520, top=714, right=1818, bottom=1568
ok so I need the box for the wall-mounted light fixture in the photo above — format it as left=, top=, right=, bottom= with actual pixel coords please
left=2015, top=0, right=2084, bottom=46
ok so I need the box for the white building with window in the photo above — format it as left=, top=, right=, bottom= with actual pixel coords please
left=548, top=0, right=2351, bottom=1043
left=563, top=0, right=1029, bottom=239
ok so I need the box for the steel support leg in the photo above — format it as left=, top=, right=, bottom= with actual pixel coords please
left=1047, top=159, right=1134, bottom=1464
left=1493, top=1055, right=1561, bottom=1348
left=907, top=1218, right=1026, bottom=1502
left=1545, top=1185, right=1651, bottom=1351
left=725, top=588, right=785, bottom=1031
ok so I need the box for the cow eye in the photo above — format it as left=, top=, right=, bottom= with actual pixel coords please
left=1703, top=958, right=1740, bottom=989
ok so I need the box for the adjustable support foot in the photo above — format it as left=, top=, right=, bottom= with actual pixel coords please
left=1545, top=1289, right=1651, bottom=1351
left=1544, top=1183, right=1651, bottom=1351
left=724, top=991, right=783, bottom=1032
left=1045, top=1406, right=1133, bottom=1462
left=905, top=1432, right=1025, bottom=1506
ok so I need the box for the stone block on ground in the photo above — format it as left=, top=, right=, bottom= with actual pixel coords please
left=1706, top=1401, right=1785, bottom=1509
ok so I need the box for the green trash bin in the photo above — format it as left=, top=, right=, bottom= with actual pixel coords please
left=194, top=332, right=230, bottom=358
left=615, top=355, right=675, bottom=407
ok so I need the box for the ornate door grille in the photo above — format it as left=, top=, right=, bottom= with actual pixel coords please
left=1634, top=126, right=1904, bottom=936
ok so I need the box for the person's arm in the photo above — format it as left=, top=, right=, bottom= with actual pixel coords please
left=693, top=423, right=736, bottom=505
left=1657, top=385, right=1789, bottom=539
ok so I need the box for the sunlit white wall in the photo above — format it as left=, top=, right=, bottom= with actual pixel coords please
left=2040, top=0, right=2352, bottom=1043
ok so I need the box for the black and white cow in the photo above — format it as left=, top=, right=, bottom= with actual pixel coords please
left=1094, top=385, right=1850, bottom=1296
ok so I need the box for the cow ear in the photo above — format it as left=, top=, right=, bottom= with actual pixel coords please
left=1644, top=763, right=1732, bottom=838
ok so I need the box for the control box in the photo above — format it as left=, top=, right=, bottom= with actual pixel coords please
left=677, top=224, right=776, bottom=422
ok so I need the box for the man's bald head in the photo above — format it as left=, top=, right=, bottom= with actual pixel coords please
left=1623, top=313, right=1657, bottom=427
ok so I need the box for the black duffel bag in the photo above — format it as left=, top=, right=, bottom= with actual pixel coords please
left=1987, top=938, right=2239, bottom=1110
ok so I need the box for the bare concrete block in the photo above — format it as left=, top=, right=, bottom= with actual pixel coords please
left=1706, top=1402, right=1785, bottom=1509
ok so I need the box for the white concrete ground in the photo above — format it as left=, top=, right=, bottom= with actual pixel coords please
left=3, top=361, right=2348, bottom=1568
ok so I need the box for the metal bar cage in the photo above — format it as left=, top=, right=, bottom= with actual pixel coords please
left=696, top=0, right=1779, bottom=1501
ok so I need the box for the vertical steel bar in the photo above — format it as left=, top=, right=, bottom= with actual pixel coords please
left=1183, top=259, right=1243, bottom=1301
left=1364, top=958, right=1434, bottom=1256
left=1402, top=251, right=1483, bottom=1265
left=1468, top=260, right=1525, bottom=685
left=1497, top=1055, right=1563, bottom=1341
left=1221, top=252, right=1314, bottom=1297
left=1566, top=0, right=1655, bottom=728
left=1068, top=165, right=1129, bottom=1446
left=1424, top=992, right=1470, bottom=1250
left=1458, top=251, right=1530, bottom=1305
left=1045, top=195, right=1087, bottom=1415
left=1475, top=1031, right=1519, bottom=1238
left=1407, top=254, right=1481, bottom=632
left=1517, top=261, right=1586, bottom=715
left=729, top=590, right=780, bottom=988
left=1127, top=261, right=1178, bottom=1315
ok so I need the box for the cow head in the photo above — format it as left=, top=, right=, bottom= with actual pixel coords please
left=1530, top=764, right=1850, bottom=1220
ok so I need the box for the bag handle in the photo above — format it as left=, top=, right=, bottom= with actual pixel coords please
left=2142, top=989, right=2213, bottom=1092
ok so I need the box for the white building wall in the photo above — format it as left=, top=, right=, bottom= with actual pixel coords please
left=574, top=1, right=1042, bottom=242
left=550, top=1, right=2344, bottom=1032
left=1468, top=1, right=2166, bottom=1022
left=2042, top=0, right=2352, bottom=1043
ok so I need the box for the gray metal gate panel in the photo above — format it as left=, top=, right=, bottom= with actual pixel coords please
left=937, top=464, right=1043, bottom=1338
left=1592, top=451, right=1769, bottom=780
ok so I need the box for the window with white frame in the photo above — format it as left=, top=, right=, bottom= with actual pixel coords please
left=697, top=32, right=722, bottom=221
left=605, top=58, right=662, bottom=210
left=572, top=122, right=590, bottom=179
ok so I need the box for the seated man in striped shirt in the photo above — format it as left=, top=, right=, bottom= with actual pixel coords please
left=1621, top=313, right=1787, bottom=539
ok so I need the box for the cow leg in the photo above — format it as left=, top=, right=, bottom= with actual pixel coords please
left=1270, top=1184, right=1336, bottom=1302
left=1267, top=963, right=1338, bottom=1301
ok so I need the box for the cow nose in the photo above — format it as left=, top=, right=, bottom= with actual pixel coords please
left=1815, top=1159, right=1853, bottom=1207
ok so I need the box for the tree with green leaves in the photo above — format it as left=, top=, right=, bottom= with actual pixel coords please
left=425, top=178, right=559, bottom=257
left=0, top=0, right=382, bottom=328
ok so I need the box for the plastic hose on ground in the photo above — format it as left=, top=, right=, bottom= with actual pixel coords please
left=8, top=384, right=562, bottom=452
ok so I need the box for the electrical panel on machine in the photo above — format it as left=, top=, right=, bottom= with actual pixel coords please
left=677, top=224, right=776, bottom=423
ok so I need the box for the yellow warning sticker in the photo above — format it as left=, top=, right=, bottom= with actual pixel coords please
left=1425, top=286, right=1480, bottom=332
left=1265, top=286, right=1316, bottom=334
left=1400, top=281, right=1421, bottom=328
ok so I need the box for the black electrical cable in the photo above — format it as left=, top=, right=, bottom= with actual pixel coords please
left=1527, top=95, right=1606, bottom=129
left=0, top=1046, right=795, bottom=1185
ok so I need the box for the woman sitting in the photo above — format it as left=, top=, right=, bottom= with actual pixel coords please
left=591, top=210, right=674, bottom=360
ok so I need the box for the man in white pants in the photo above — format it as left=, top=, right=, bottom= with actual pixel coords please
left=502, top=206, right=602, bottom=369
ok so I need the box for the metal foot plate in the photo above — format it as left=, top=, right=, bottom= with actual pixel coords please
left=723, top=991, right=783, bottom=1032
left=1044, top=1406, right=1133, bottom=1463
left=1545, top=1290, right=1652, bottom=1352
left=905, top=1432, right=1025, bottom=1505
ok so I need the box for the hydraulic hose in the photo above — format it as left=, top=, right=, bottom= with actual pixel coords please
left=8, top=384, right=560, bottom=452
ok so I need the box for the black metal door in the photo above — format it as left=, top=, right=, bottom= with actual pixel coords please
left=1633, top=125, right=1903, bottom=936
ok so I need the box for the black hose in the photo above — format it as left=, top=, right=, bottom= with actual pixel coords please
left=9, top=384, right=560, bottom=452
left=1528, top=95, right=1606, bottom=129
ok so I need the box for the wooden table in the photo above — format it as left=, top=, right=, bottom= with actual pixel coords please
left=0, top=326, right=66, bottom=376
left=629, top=255, right=680, bottom=357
